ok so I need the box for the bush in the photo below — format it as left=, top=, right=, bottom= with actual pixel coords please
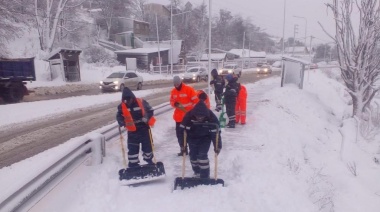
left=82, top=45, right=119, bottom=67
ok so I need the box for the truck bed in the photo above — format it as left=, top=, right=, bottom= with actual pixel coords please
left=0, top=58, right=36, bottom=81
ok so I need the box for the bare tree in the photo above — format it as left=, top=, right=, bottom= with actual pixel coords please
left=321, top=0, right=380, bottom=118
left=34, top=0, right=86, bottom=53
left=94, top=0, right=129, bottom=40
left=128, top=0, right=146, bottom=21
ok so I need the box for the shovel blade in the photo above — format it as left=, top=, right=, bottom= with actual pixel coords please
left=119, top=162, right=165, bottom=181
left=173, top=177, right=224, bottom=190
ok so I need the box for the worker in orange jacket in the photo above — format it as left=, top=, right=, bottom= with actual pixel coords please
left=170, top=76, right=199, bottom=156
left=235, top=83, right=247, bottom=124
left=197, top=90, right=210, bottom=109
left=116, top=87, right=156, bottom=167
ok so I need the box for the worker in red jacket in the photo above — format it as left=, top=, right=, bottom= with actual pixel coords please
left=170, top=76, right=199, bottom=156
left=235, top=83, right=247, bottom=124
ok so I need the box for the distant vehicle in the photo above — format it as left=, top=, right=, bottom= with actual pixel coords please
left=0, top=58, right=36, bottom=103
left=219, top=64, right=242, bottom=77
left=99, top=71, right=143, bottom=92
left=256, top=64, right=272, bottom=74
left=305, top=63, right=318, bottom=69
left=181, top=66, right=208, bottom=82
left=271, top=61, right=283, bottom=72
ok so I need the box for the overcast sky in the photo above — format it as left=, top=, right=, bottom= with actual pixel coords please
left=150, top=0, right=335, bottom=45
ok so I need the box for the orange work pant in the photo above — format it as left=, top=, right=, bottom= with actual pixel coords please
left=235, top=97, right=247, bottom=124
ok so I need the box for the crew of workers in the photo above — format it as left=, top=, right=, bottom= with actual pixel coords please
left=117, top=69, right=247, bottom=179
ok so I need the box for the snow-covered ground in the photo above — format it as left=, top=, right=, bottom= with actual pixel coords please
left=1, top=69, right=380, bottom=212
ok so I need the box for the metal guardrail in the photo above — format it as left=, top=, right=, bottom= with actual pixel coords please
left=0, top=102, right=172, bottom=212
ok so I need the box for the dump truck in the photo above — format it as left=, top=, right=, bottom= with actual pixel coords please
left=0, top=57, right=36, bottom=103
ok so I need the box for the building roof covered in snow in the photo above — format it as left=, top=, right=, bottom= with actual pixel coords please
left=143, top=40, right=183, bottom=64
left=228, top=49, right=266, bottom=58
left=284, top=46, right=309, bottom=54
left=115, top=48, right=169, bottom=55
left=200, top=53, right=227, bottom=61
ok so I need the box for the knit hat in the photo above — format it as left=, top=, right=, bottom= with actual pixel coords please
left=173, top=76, right=182, bottom=86
left=225, top=74, right=234, bottom=82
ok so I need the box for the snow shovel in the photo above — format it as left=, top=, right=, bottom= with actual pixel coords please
left=218, top=97, right=226, bottom=128
left=118, top=127, right=166, bottom=184
left=173, top=124, right=224, bottom=190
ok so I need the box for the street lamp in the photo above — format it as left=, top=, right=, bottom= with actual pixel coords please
left=170, top=2, right=192, bottom=76
left=293, top=16, right=307, bottom=55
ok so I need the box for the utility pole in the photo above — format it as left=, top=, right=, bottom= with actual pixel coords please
left=242, top=31, right=246, bottom=70
left=207, top=0, right=212, bottom=95
left=155, top=14, right=162, bottom=74
left=281, top=0, right=287, bottom=74
left=170, top=1, right=173, bottom=76
left=292, top=24, right=298, bottom=55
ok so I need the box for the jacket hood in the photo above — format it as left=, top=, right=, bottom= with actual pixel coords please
left=192, top=101, right=209, bottom=117
left=122, top=87, right=136, bottom=101
left=211, top=69, right=218, bottom=77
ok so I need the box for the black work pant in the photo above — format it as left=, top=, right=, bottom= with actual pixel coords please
left=188, top=137, right=211, bottom=178
left=176, top=122, right=188, bottom=150
left=226, top=100, right=236, bottom=123
left=215, top=92, right=223, bottom=109
left=127, top=127, right=153, bottom=167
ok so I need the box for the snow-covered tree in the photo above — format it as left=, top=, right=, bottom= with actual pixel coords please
left=34, top=0, right=86, bottom=53
left=0, top=0, right=28, bottom=56
left=322, top=0, right=380, bottom=117
left=128, top=0, right=146, bottom=21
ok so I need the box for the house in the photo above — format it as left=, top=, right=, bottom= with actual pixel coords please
left=115, top=48, right=170, bottom=70
left=45, top=48, right=82, bottom=82
left=144, top=3, right=170, bottom=18
left=228, top=49, right=266, bottom=59
left=143, top=40, right=184, bottom=64
left=112, top=18, right=150, bottom=45
left=200, top=53, right=227, bottom=62
left=284, top=46, right=309, bottom=55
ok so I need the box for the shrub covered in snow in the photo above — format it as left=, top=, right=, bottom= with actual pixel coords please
left=82, top=45, right=119, bottom=67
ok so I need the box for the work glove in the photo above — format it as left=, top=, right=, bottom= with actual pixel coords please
left=214, top=147, right=221, bottom=155
left=141, top=117, right=148, bottom=123
left=174, top=102, right=180, bottom=107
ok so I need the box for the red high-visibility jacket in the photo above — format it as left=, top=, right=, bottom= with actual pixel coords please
left=170, top=83, right=199, bottom=122
left=235, top=84, right=247, bottom=124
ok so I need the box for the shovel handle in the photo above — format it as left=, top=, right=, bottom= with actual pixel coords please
left=119, top=127, right=128, bottom=168
left=148, top=128, right=157, bottom=164
left=182, top=131, right=187, bottom=179
left=214, top=127, right=220, bottom=180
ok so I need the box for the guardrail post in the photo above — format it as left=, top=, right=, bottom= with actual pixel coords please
left=88, top=133, right=105, bottom=165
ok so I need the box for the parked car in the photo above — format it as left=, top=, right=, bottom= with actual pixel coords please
left=99, top=71, right=143, bottom=92
left=256, top=64, right=273, bottom=74
left=305, top=63, right=318, bottom=69
left=181, top=66, right=208, bottom=82
left=271, top=61, right=283, bottom=72
left=219, top=64, right=242, bottom=77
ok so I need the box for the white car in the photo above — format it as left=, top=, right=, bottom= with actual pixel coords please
left=219, top=64, right=242, bottom=77
left=181, top=66, right=208, bottom=82
left=99, top=71, right=143, bottom=92
left=271, top=61, right=283, bottom=72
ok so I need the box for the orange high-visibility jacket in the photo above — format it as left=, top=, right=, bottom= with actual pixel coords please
left=121, top=98, right=156, bottom=131
left=170, top=83, right=199, bottom=122
left=235, top=84, right=247, bottom=124
left=197, top=90, right=210, bottom=109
